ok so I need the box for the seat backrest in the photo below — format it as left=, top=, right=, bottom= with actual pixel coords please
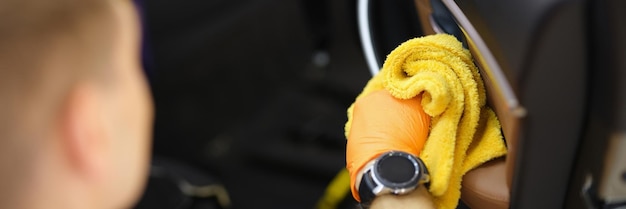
left=436, top=0, right=589, bottom=208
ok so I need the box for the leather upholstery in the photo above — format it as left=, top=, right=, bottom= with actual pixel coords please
left=461, top=158, right=509, bottom=209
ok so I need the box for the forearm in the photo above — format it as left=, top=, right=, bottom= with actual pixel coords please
left=367, top=187, right=435, bottom=209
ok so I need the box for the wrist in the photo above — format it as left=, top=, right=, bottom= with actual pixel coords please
left=368, top=186, right=435, bottom=209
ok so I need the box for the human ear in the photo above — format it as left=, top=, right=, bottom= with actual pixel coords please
left=59, top=83, right=107, bottom=181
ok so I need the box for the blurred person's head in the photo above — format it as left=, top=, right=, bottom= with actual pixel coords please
left=0, top=0, right=153, bottom=208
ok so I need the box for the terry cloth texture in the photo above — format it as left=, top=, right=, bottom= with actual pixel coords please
left=345, top=34, right=507, bottom=209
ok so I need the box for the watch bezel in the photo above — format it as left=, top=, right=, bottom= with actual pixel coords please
left=356, top=150, right=431, bottom=204
left=371, top=151, right=422, bottom=194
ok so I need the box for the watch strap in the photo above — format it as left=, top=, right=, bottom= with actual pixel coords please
left=358, top=170, right=377, bottom=204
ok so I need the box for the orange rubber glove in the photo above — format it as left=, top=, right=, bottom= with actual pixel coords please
left=346, top=90, right=430, bottom=202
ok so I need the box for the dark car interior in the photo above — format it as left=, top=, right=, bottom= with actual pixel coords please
left=133, top=0, right=625, bottom=208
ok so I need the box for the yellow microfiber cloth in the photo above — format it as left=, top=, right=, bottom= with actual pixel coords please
left=344, top=34, right=507, bottom=209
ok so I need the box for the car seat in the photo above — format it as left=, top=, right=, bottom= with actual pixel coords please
left=357, top=0, right=625, bottom=208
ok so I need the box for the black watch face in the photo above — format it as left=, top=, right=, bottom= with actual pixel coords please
left=375, top=152, right=419, bottom=187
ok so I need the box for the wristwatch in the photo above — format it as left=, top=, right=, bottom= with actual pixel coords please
left=355, top=151, right=430, bottom=204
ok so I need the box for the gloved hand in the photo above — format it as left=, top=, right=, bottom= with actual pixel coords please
left=346, top=89, right=431, bottom=202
